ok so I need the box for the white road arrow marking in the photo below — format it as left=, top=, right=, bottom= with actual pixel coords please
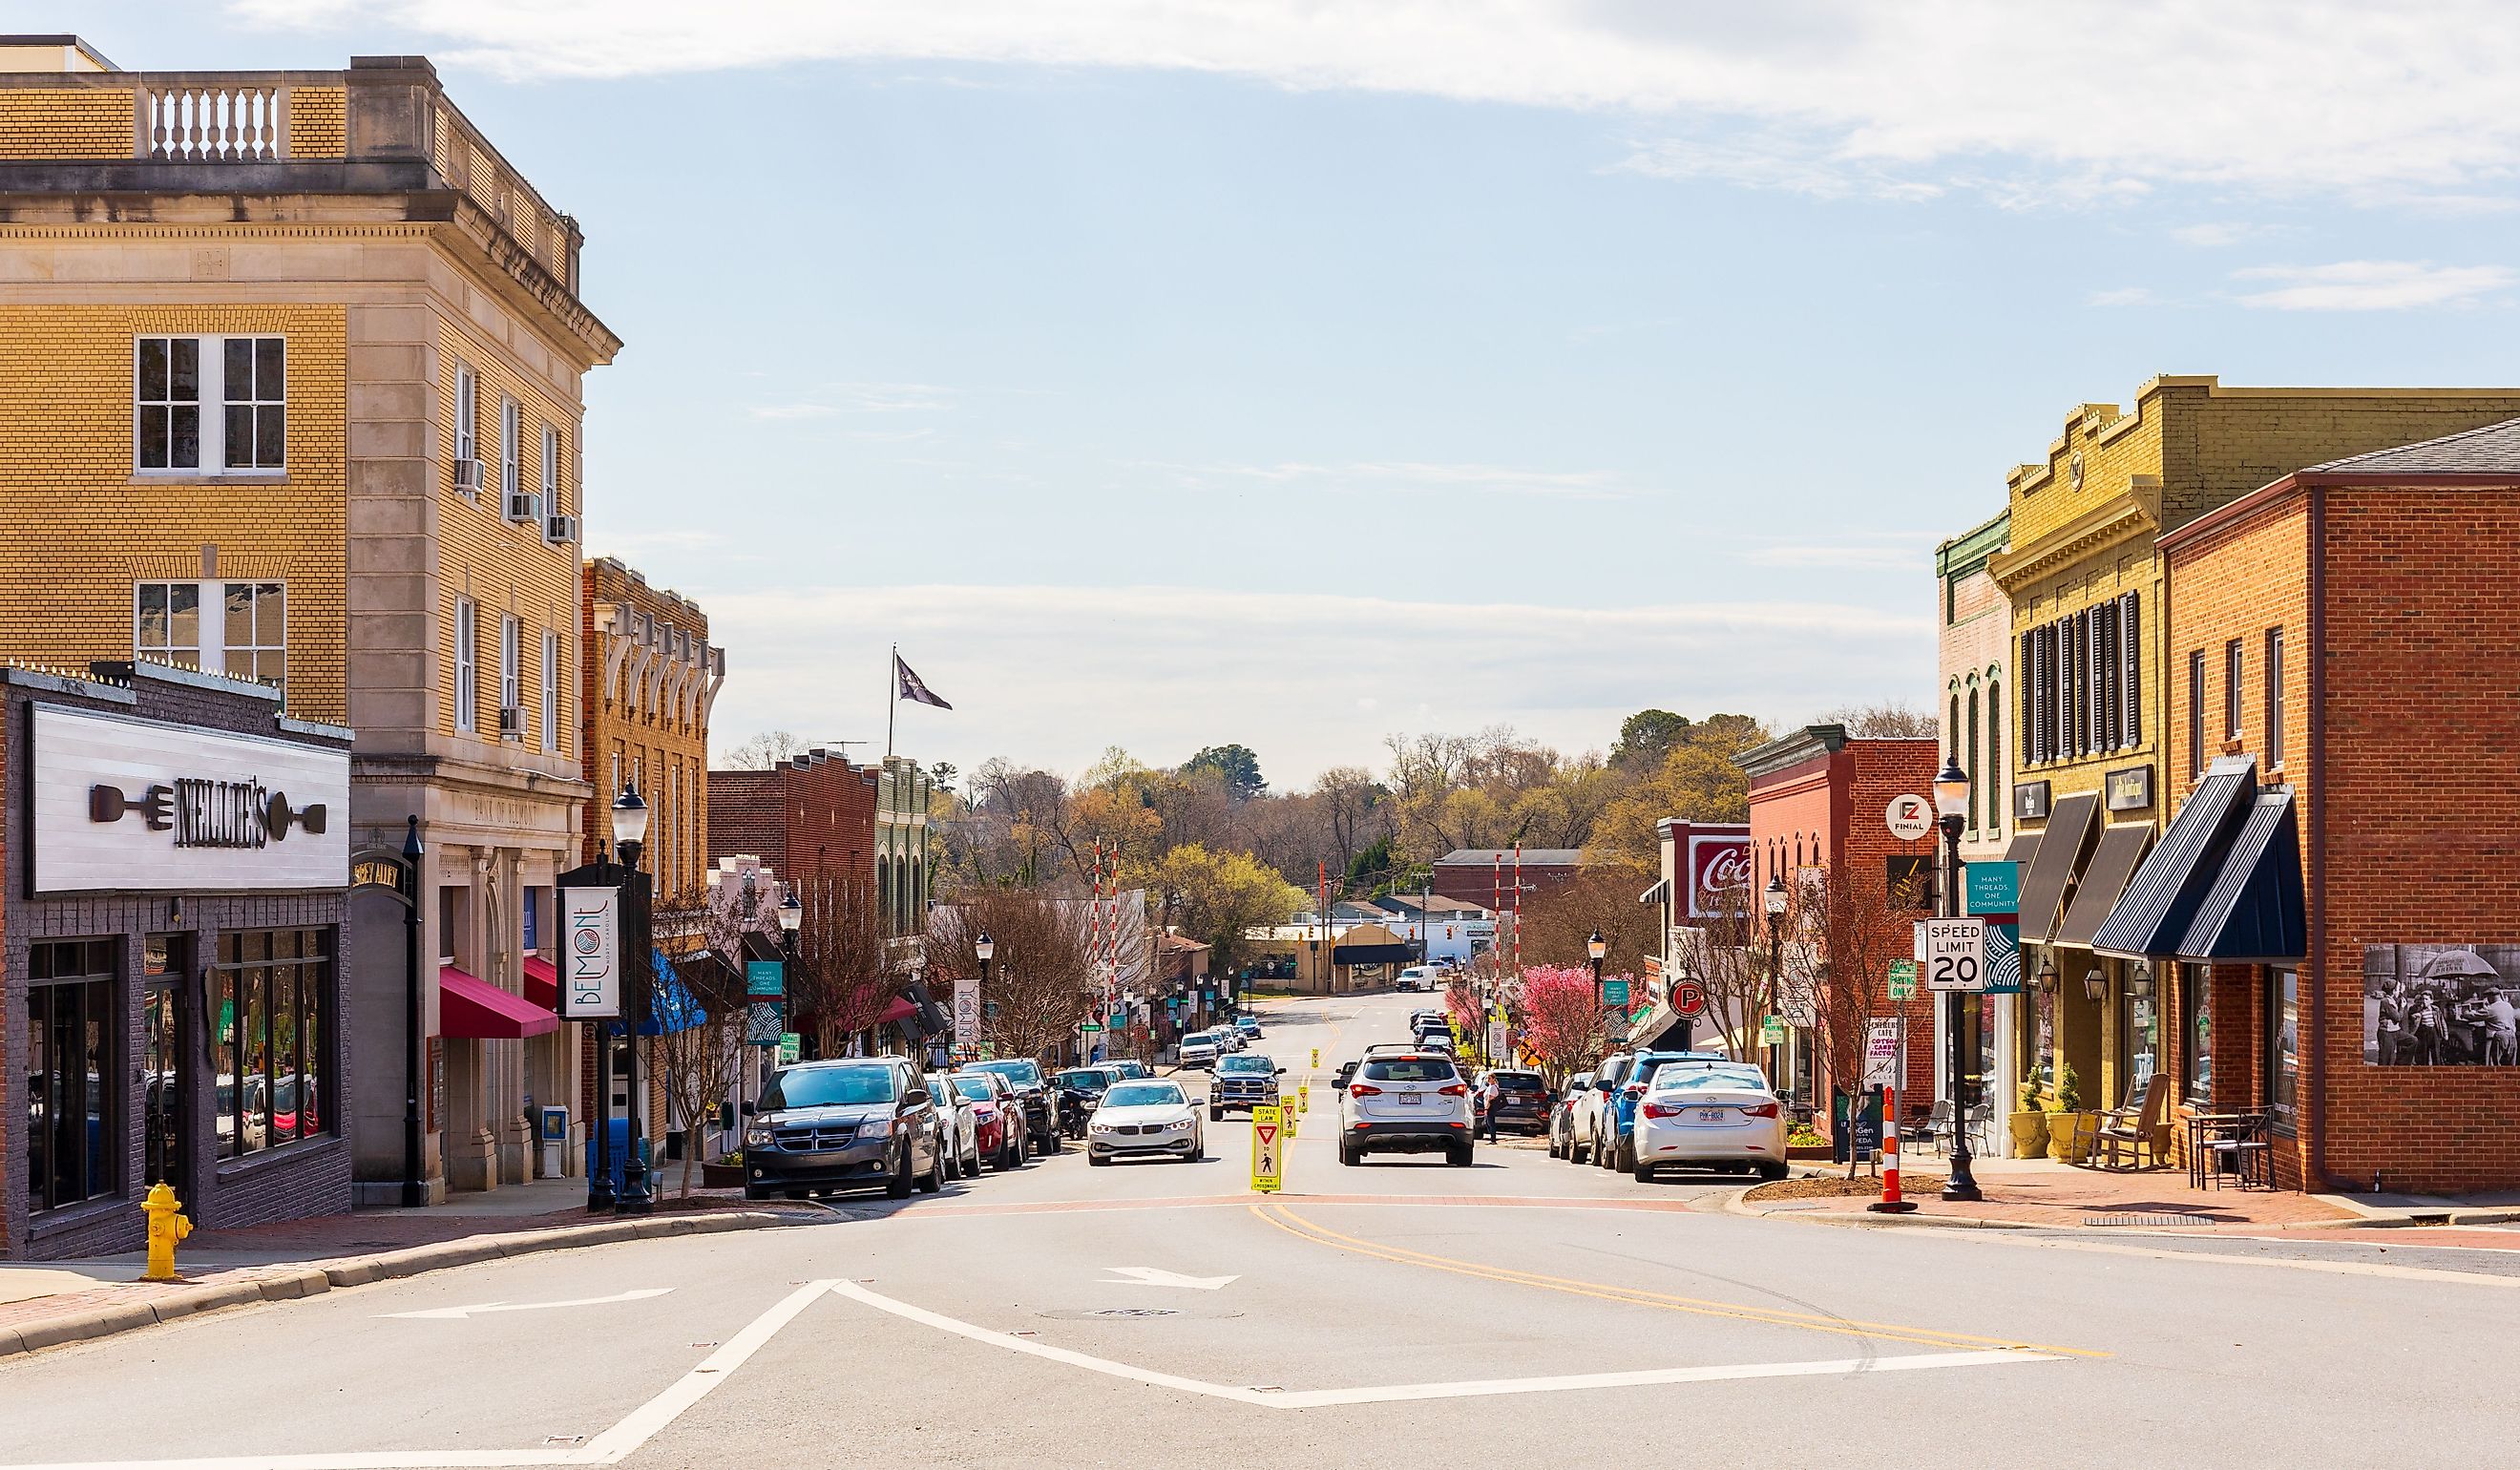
left=1102, top=1266, right=1240, bottom=1291
left=384, top=1288, right=674, bottom=1320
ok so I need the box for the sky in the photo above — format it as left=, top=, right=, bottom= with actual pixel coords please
left=70, top=2, right=2520, bottom=788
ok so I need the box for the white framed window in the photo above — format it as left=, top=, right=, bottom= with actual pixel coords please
left=540, top=628, right=560, bottom=752
left=454, top=364, right=479, bottom=475
left=499, top=614, right=521, bottom=732
left=136, top=335, right=285, bottom=473
left=454, top=597, right=478, bottom=733
left=541, top=423, right=560, bottom=503
left=499, top=396, right=521, bottom=501
left=135, top=580, right=285, bottom=699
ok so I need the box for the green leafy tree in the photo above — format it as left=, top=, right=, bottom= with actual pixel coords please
left=1182, top=744, right=1268, bottom=801
left=1128, top=843, right=1307, bottom=977
left=1609, top=709, right=1692, bottom=771
left=1587, top=713, right=1773, bottom=869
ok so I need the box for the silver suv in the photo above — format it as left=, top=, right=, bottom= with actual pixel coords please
left=1337, top=1052, right=1474, bottom=1166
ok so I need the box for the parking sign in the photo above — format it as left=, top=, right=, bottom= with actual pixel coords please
left=1924, top=918, right=1987, bottom=991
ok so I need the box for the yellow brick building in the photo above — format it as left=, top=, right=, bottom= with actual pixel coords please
left=0, top=43, right=620, bottom=1201
left=1988, top=378, right=2520, bottom=1126
left=580, top=557, right=724, bottom=901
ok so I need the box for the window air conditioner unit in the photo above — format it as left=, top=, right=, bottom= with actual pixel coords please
left=505, top=491, right=543, bottom=524
left=545, top=512, right=580, bottom=544
left=453, top=457, right=484, bottom=494
left=498, top=705, right=523, bottom=738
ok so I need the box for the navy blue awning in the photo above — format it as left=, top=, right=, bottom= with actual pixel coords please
left=2175, top=789, right=2306, bottom=963
left=2092, top=757, right=2301, bottom=962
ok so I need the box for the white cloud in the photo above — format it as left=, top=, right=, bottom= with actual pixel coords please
left=748, top=383, right=954, bottom=421
left=1153, top=459, right=1638, bottom=499
left=2231, top=260, right=2514, bottom=310
left=1741, top=533, right=1938, bottom=571
left=2086, top=286, right=2158, bottom=308
left=697, top=582, right=1927, bottom=784
left=235, top=1, right=2520, bottom=205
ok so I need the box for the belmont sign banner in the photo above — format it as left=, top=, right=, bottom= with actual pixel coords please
left=559, top=886, right=623, bottom=1018
left=1687, top=834, right=1753, bottom=918
left=31, top=703, right=347, bottom=894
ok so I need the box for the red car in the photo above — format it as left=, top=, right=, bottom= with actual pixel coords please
left=952, top=1070, right=1029, bottom=1170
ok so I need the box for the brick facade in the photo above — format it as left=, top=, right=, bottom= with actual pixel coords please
left=2162, top=460, right=2520, bottom=1192
left=706, top=751, right=879, bottom=899
left=579, top=558, right=723, bottom=899
left=1, top=663, right=351, bottom=1259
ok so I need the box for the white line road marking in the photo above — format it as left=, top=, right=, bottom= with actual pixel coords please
left=828, top=1280, right=2058, bottom=1408
left=1102, top=1267, right=1239, bottom=1290
left=2, top=1280, right=840, bottom=1470
left=383, top=1289, right=675, bottom=1320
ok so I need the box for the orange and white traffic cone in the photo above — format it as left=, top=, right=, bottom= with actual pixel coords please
left=1869, top=1083, right=1917, bottom=1214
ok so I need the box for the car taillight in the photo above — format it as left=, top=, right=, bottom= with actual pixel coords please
left=1624, top=1084, right=1646, bottom=1098
left=1642, top=1102, right=1679, bottom=1119
left=1742, top=1102, right=1781, bottom=1118
left=1350, top=1083, right=1382, bottom=1097
left=1438, top=1082, right=1468, bottom=1097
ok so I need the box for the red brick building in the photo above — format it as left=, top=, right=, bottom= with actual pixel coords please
left=1740, top=725, right=1942, bottom=1123
left=1432, top=848, right=1582, bottom=912
left=705, top=748, right=877, bottom=898
left=2116, top=418, right=2520, bottom=1193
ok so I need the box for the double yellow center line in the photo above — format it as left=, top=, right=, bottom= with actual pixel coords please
left=1251, top=1203, right=2105, bottom=1359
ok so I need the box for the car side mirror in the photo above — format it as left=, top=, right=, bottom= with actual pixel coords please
left=1275, top=1066, right=1286, bottom=1075
left=905, top=1087, right=929, bottom=1104
left=740, top=1100, right=756, bottom=1116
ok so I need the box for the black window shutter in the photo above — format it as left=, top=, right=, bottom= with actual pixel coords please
left=2123, top=593, right=2141, bottom=746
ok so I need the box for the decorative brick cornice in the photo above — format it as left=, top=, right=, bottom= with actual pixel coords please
left=1988, top=501, right=2155, bottom=593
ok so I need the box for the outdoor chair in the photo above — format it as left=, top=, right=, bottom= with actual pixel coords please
left=2093, top=1074, right=2170, bottom=1171
left=1916, top=1099, right=1953, bottom=1153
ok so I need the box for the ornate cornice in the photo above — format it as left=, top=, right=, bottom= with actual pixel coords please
left=1988, top=501, right=2155, bottom=593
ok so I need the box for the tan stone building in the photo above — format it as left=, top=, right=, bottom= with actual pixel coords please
left=579, top=557, right=724, bottom=899
left=0, top=42, right=620, bottom=1201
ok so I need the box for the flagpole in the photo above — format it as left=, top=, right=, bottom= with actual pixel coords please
left=887, top=642, right=896, bottom=760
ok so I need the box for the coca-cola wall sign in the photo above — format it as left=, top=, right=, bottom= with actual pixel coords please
left=30, top=703, right=349, bottom=894
left=1689, top=835, right=1753, bottom=917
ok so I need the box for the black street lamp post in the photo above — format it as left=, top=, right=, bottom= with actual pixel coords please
left=975, top=931, right=995, bottom=1060
left=1586, top=930, right=1607, bottom=1017
left=613, top=787, right=654, bottom=1216
left=1933, top=756, right=1983, bottom=1203
left=1764, top=873, right=1788, bottom=1087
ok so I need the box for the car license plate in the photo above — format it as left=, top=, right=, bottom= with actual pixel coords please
left=1696, top=1107, right=1729, bottom=1123
left=1398, top=1092, right=1422, bottom=1105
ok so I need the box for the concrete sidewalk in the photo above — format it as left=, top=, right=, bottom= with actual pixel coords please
left=0, top=1185, right=813, bottom=1359
left=1733, top=1155, right=2372, bottom=1231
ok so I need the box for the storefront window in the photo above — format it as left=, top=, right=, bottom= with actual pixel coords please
left=2124, top=976, right=2158, bottom=1094
left=2184, top=963, right=2214, bottom=1104
left=216, top=929, right=332, bottom=1156
left=2269, top=968, right=2300, bottom=1130
left=28, top=939, right=117, bottom=1212
left=143, top=934, right=188, bottom=1192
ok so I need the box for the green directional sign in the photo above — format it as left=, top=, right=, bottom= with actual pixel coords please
left=1601, top=978, right=1630, bottom=1007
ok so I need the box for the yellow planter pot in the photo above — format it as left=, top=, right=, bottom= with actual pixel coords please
left=2046, top=1111, right=2099, bottom=1163
left=2007, top=1112, right=2049, bottom=1160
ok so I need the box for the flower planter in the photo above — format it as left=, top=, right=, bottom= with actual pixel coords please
left=2046, top=1111, right=2099, bottom=1164
left=2007, top=1112, right=2049, bottom=1160
left=700, top=1160, right=746, bottom=1189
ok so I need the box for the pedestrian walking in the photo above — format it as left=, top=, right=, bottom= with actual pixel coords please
left=1478, top=1071, right=1502, bottom=1142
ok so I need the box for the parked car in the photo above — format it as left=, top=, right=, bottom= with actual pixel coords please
left=741, top=1057, right=944, bottom=1201
left=1337, top=1052, right=1474, bottom=1166
left=1087, top=1079, right=1206, bottom=1165
left=1418, top=1032, right=1458, bottom=1056
left=1178, top=1030, right=1227, bottom=1069
left=1235, top=1016, right=1264, bottom=1040
left=1395, top=965, right=1438, bottom=992
left=1409, top=1009, right=1446, bottom=1031
left=1631, top=1066, right=1789, bottom=1181
left=1591, top=1050, right=1739, bottom=1172
left=1102, top=1060, right=1153, bottom=1082
left=1475, top=1068, right=1551, bottom=1134
left=1209, top=1052, right=1284, bottom=1119
left=1546, top=1072, right=1594, bottom=1158
left=926, top=1069, right=983, bottom=1180
left=950, top=1070, right=1026, bottom=1169
left=968, top=1058, right=1061, bottom=1153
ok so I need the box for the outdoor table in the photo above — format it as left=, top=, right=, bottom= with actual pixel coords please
left=2187, top=1110, right=2271, bottom=1189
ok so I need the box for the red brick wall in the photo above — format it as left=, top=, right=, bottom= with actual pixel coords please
left=1848, top=741, right=1943, bottom=1100
left=704, top=754, right=876, bottom=896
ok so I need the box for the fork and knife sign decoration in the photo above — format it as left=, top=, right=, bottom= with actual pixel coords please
left=89, top=778, right=326, bottom=848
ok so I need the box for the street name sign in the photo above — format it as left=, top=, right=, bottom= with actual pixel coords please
left=1924, top=917, right=1987, bottom=992
left=1250, top=1104, right=1284, bottom=1193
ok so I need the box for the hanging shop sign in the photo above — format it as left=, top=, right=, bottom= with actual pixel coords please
left=32, top=703, right=347, bottom=893
left=1688, top=835, right=1754, bottom=917
left=559, top=886, right=623, bottom=1018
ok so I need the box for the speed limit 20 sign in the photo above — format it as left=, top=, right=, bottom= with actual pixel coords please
left=1923, top=918, right=1987, bottom=992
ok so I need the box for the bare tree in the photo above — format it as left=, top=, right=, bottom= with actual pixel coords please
left=648, top=884, right=755, bottom=1196
left=1810, top=703, right=1940, bottom=739
left=1674, top=887, right=1774, bottom=1075
left=786, top=876, right=897, bottom=1059
left=719, top=729, right=809, bottom=770
left=925, top=890, right=1097, bottom=1063
left=1517, top=865, right=1662, bottom=976
left=1786, top=862, right=1922, bottom=1176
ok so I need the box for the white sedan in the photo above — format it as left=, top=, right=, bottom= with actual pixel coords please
left=1087, top=1080, right=1206, bottom=1166
left=1629, top=1067, right=1788, bottom=1182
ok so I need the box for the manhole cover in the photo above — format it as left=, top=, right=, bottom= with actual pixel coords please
left=1039, top=1306, right=1241, bottom=1322
left=2080, top=1213, right=2211, bottom=1228
left=1090, top=1308, right=1179, bottom=1318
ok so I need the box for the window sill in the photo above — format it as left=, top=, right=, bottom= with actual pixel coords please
left=132, top=472, right=290, bottom=487
left=29, top=1193, right=128, bottom=1240
left=214, top=1131, right=345, bottom=1182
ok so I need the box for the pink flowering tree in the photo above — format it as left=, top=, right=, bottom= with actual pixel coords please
left=1516, top=964, right=1616, bottom=1087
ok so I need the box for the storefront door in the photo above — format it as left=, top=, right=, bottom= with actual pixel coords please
left=141, top=934, right=191, bottom=1200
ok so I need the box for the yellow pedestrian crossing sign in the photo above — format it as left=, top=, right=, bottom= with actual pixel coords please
left=1250, top=1104, right=1284, bottom=1194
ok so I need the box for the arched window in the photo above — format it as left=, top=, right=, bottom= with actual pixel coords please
left=1987, top=679, right=2003, bottom=834
left=1950, top=693, right=1963, bottom=765
left=1967, top=687, right=1982, bottom=831
left=876, top=855, right=892, bottom=932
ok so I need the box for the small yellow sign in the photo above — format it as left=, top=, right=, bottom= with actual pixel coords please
left=1297, top=1082, right=1309, bottom=1113
left=1310, top=1046, right=1320, bottom=1068
left=1250, top=1103, right=1284, bottom=1193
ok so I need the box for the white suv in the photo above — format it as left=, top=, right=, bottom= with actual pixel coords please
left=1337, top=1053, right=1474, bottom=1166
left=1177, top=1031, right=1224, bottom=1069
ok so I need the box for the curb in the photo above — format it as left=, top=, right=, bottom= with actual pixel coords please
left=1719, top=1184, right=2030, bottom=1232
left=0, top=1209, right=808, bottom=1362
left=2284, top=1207, right=2520, bottom=1231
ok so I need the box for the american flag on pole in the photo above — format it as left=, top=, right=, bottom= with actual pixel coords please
left=895, top=654, right=952, bottom=709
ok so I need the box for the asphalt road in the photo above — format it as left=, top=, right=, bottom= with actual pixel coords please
left=5, top=990, right=2514, bottom=1469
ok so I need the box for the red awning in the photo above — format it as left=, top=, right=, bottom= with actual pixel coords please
left=877, top=996, right=917, bottom=1025
left=441, top=964, right=557, bottom=1040
left=521, top=956, right=559, bottom=1011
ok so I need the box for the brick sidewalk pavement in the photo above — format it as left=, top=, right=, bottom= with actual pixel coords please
left=1742, top=1163, right=2358, bottom=1231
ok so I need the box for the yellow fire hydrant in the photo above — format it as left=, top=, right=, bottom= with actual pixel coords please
left=143, top=1183, right=192, bottom=1281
